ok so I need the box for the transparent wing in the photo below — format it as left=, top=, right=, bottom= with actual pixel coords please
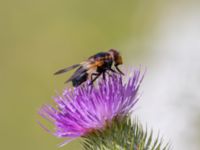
left=54, top=64, right=80, bottom=75
left=65, top=66, right=88, bottom=83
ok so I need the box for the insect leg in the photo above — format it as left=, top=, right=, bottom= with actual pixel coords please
left=89, top=73, right=101, bottom=85
left=109, top=68, right=117, bottom=73
left=90, top=73, right=99, bottom=80
left=115, top=65, right=124, bottom=75
left=102, top=72, right=105, bottom=80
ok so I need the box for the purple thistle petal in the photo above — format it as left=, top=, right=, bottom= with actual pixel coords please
left=39, top=68, right=144, bottom=145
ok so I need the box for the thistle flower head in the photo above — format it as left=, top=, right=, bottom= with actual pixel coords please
left=39, top=68, right=144, bottom=146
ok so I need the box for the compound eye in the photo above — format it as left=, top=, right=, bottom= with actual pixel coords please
left=116, top=56, right=123, bottom=65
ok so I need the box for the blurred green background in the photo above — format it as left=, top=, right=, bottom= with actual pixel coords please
left=1, top=0, right=200, bottom=150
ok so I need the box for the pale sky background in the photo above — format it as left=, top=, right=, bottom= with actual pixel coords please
left=135, top=2, right=200, bottom=150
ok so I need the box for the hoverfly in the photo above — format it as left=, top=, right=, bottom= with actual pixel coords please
left=54, top=49, right=124, bottom=87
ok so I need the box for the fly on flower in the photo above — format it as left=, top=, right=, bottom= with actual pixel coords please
left=54, top=49, right=124, bottom=87
left=39, top=68, right=144, bottom=147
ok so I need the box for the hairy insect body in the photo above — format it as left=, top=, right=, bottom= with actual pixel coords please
left=54, top=49, right=123, bottom=87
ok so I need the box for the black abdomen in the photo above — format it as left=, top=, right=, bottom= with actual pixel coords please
left=72, top=71, right=88, bottom=87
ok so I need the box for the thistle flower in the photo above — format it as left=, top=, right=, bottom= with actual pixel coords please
left=39, top=68, right=144, bottom=146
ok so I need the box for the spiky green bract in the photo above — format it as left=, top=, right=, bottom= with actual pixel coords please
left=82, top=116, right=169, bottom=150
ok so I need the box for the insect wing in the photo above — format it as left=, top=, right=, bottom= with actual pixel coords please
left=54, top=64, right=80, bottom=75
left=65, top=66, right=87, bottom=83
